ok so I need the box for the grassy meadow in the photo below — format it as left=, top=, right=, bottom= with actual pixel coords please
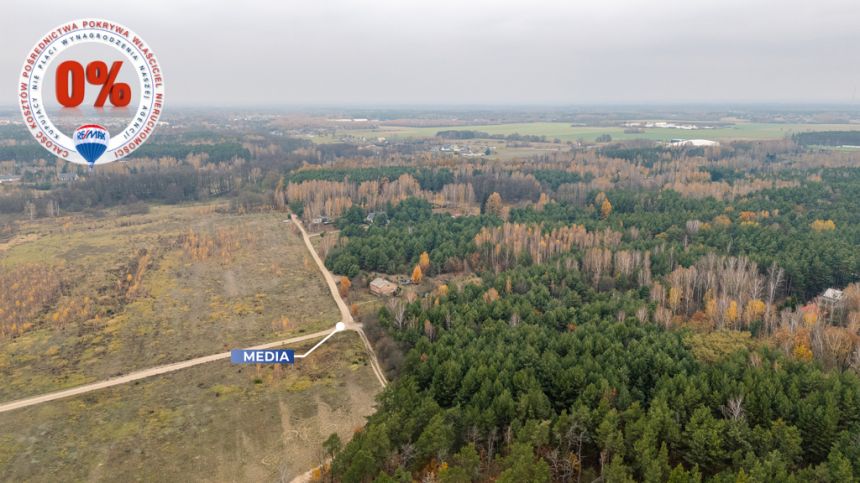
left=0, top=203, right=380, bottom=481
left=0, top=332, right=379, bottom=482
left=0, top=204, right=340, bottom=400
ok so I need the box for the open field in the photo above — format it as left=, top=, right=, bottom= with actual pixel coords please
left=0, top=203, right=379, bottom=481
left=0, top=204, right=340, bottom=400
left=329, top=121, right=860, bottom=143
left=0, top=332, right=380, bottom=482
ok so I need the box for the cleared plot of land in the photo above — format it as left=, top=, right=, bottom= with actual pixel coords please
left=0, top=332, right=379, bottom=482
left=0, top=205, right=339, bottom=400
left=332, top=121, right=860, bottom=143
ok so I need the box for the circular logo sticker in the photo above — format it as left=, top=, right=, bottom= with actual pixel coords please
left=19, top=19, right=165, bottom=166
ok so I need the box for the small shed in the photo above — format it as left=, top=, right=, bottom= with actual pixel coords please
left=822, top=288, right=844, bottom=302
left=820, top=288, right=845, bottom=323
left=370, top=277, right=397, bottom=296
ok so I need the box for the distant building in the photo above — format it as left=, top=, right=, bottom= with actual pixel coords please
left=670, top=139, right=719, bottom=147
left=822, top=288, right=844, bottom=302
left=369, top=277, right=397, bottom=297
left=57, top=172, right=78, bottom=182
left=819, top=288, right=845, bottom=323
left=0, top=175, right=22, bottom=184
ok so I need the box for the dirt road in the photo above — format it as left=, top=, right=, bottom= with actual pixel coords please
left=0, top=329, right=332, bottom=414
left=289, top=215, right=388, bottom=387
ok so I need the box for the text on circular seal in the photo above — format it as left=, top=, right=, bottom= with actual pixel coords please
left=19, top=19, right=165, bottom=166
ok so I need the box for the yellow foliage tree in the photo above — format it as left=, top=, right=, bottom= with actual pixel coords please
left=668, top=287, right=682, bottom=312
left=726, top=300, right=739, bottom=326
left=713, top=215, right=732, bottom=227
left=744, top=299, right=766, bottom=324
left=802, top=310, right=818, bottom=327
left=810, top=219, right=836, bottom=232
left=411, top=264, right=423, bottom=284
left=600, top=198, right=613, bottom=219
left=419, top=251, right=430, bottom=271
left=483, top=287, right=500, bottom=303
left=793, top=334, right=814, bottom=362
left=739, top=211, right=757, bottom=222
left=485, top=192, right=503, bottom=217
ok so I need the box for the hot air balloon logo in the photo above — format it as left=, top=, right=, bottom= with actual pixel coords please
left=73, top=124, right=109, bottom=165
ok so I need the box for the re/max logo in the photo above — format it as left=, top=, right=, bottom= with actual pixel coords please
left=77, top=130, right=106, bottom=140
left=230, top=349, right=295, bottom=364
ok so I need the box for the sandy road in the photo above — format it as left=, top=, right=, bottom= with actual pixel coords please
left=289, top=215, right=388, bottom=388
left=0, top=329, right=332, bottom=414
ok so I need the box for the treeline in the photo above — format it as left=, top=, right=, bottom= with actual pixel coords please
left=0, top=144, right=50, bottom=162
left=324, top=198, right=496, bottom=277
left=289, top=167, right=453, bottom=191
left=127, top=142, right=251, bottom=163
left=328, top=261, right=860, bottom=482
left=437, top=130, right=489, bottom=140
left=0, top=142, right=251, bottom=165
left=795, top=131, right=860, bottom=146
left=0, top=169, right=237, bottom=216
left=436, top=130, right=548, bottom=143
left=597, top=144, right=671, bottom=166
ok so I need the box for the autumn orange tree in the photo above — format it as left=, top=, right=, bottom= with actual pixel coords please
left=339, top=276, right=351, bottom=297
left=411, top=265, right=423, bottom=284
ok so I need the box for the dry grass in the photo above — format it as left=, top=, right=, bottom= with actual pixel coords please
left=0, top=333, right=380, bottom=482
left=0, top=204, right=339, bottom=400
left=0, top=203, right=379, bottom=481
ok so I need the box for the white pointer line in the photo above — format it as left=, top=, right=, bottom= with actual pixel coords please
left=296, top=322, right=345, bottom=359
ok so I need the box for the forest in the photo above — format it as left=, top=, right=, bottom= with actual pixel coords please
left=322, top=191, right=860, bottom=481
left=299, top=140, right=860, bottom=481
left=330, top=267, right=860, bottom=482
left=4, top=122, right=860, bottom=481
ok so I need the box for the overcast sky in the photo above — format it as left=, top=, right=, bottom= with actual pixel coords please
left=5, top=0, right=860, bottom=107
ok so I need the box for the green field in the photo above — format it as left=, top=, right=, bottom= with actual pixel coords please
left=331, top=121, right=860, bottom=143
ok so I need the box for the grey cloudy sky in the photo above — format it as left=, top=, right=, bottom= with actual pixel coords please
left=5, top=0, right=860, bottom=106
